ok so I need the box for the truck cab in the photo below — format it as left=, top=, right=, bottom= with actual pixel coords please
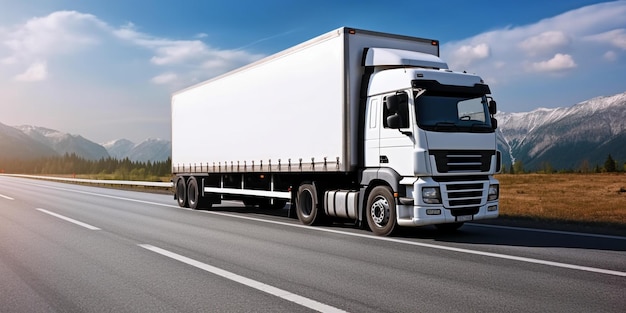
left=360, top=48, right=500, bottom=235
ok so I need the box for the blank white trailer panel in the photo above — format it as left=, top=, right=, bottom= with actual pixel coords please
left=171, top=27, right=438, bottom=173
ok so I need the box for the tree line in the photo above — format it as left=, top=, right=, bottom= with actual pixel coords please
left=504, top=154, right=625, bottom=174
left=0, top=153, right=171, bottom=181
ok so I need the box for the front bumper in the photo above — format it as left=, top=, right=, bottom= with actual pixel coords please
left=396, top=176, right=499, bottom=227
left=397, top=202, right=498, bottom=226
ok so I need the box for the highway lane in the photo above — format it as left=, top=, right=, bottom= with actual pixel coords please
left=0, top=176, right=624, bottom=312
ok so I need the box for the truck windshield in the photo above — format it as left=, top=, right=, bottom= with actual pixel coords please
left=414, top=92, right=493, bottom=133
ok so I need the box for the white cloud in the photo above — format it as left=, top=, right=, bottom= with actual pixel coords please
left=527, top=53, right=577, bottom=72
left=3, top=11, right=105, bottom=58
left=151, top=72, right=178, bottom=84
left=150, top=40, right=208, bottom=65
left=449, top=43, right=490, bottom=67
left=442, top=1, right=626, bottom=80
left=519, top=31, right=570, bottom=56
left=111, top=22, right=265, bottom=83
left=584, top=28, right=626, bottom=50
left=1, top=11, right=265, bottom=86
left=15, top=61, right=48, bottom=81
left=113, top=24, right=209, bottom=67
left=1, top=11, right=107, bottom=82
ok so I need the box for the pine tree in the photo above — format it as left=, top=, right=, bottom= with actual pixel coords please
left=604, top=154, right=617, bottom=172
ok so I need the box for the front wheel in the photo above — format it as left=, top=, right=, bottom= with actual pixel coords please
left=366, top=186, right=397, bottom=236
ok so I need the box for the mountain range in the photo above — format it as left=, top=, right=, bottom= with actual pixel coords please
left=102, top=138, right=171, bottom=162
left=1, top=91, right=624, bottom=170
left=0, top=124, right=170, bottom=162
left=496, top=91, right=626, bottom=171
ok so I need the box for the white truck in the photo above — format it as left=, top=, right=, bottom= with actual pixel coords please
left=171, top=27, right=500, bottom=236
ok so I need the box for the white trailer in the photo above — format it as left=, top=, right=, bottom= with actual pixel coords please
left=172, top=27, right=500, bottom=236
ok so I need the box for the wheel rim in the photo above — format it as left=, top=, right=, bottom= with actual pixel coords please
left=370, top=196, right=389, bottom=227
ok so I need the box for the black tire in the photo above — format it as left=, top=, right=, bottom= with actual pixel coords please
left=296, top=183, right=320, bottom=225
left=366, top=186, right=397, bottom=236
left=187, top=177, right=210, bottom=210
left=435, top=222, right=464, bottom=233
left=175, top=177, right=188, bottom=208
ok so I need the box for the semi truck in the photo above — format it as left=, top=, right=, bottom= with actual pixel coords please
left=171, top=27, right=500, bottom=236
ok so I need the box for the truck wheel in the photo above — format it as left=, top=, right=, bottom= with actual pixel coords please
left=366, top=186, right=397, bottom=236
left=187, top=177, right=210, bottom=210
left=175, top=177, right=188, bottom=208
left=296, top=183, right=319, bottom=225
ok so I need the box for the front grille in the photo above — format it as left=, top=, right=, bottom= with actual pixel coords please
left=430, top=150, right=494, bottom=173
left=442, top=181, right=486, bottom=210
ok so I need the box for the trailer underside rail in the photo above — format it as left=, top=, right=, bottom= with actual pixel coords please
left=203, top=187, right=291, bottom=199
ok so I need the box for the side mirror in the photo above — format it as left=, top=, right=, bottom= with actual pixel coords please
left=387, top=114, right=402, bottom=129
left=386, top=93, right=408, bottom=112
left=489, top=100, right=497, bottom=115
left=385, top=92, right=409, bottom=129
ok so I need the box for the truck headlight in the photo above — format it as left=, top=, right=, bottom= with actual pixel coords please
left=422, top=187, right=441, bottom=204
left=488, top=184, right=499, bottom=201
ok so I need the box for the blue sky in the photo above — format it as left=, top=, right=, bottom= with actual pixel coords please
left=1, top=0, right=625, bottom=143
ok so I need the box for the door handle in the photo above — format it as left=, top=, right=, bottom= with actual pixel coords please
left=380, top=155, right=389, bottom=163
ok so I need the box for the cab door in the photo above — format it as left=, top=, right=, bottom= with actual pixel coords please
left=364, top=96, right=381, bottom=167
left=378, top=92, right=415, bottom=176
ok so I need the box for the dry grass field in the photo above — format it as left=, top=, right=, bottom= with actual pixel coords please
left=494, top=173, right=626, bottom=235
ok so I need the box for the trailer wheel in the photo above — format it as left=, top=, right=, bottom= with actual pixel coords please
left=366, top=186, right=397, bottom=236
left=187, top=177, right=209, bottom=210
left=175, top=177, right=188, bottom=208
left=296, top=183, right=319, bottom=225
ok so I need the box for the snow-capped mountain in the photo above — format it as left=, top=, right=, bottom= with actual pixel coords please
left=0, top=124, right=171, bottom=162
left=16, top=125, right=109, bottom=160
left=497, top=91, right=626, bottom=171
left=102, top=138, right=171, bottom=162
left=0, top=122, right=58, bottom=159
left=102, top=139, right=135, bottom=159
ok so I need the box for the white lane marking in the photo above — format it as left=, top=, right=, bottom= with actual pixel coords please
left=19, top=181, right=626, bottom=277
left=0, top=194, right=15, bottom=200
left=139, top=244, right=347, bottom=313
left=468, top=223, right=626, bottom=241
left=202, top=211, right=626, bottom=278
left=36, top=208, right=101, bottom=231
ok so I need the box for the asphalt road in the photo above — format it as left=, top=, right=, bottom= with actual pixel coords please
left=1, top=176, right=624, bottom=312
